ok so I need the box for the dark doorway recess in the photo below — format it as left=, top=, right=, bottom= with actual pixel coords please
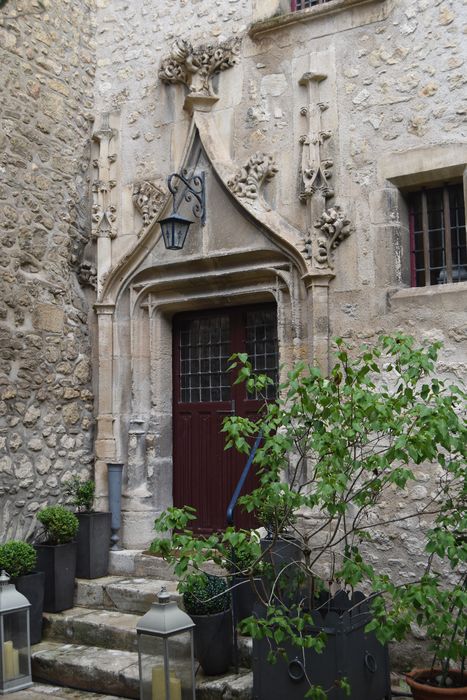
left=173, top=303, right=278, bottom=534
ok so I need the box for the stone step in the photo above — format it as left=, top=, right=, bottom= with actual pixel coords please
left=74, top=576, right=181, bottom=615
left=108, top=551, right=178, bottom=580
left=32, top=641, right=253, bottom=700
left=108, top=551, right=224, bottom=581
left=43, top=607, right=253, bottom=667
left=21, top=683, right=123, bottom=700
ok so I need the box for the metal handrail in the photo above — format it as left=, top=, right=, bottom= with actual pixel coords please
left=226, top=431, right=263, bottom=526
left=226, top=430, right=263, bottom=674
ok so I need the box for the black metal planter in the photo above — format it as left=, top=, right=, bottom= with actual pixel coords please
left=260, top=535, right=305, bottom=606
left=252, top=590, right=391, bottom=700
left=233, top=576, right=261, bottom=623
left=76, top=512, right=111, bottom=579
left=191, top=608, right=233, bottom=676
left=13, top=571, right=45, bottom=645
left=34, top=542, right=77, bottom=613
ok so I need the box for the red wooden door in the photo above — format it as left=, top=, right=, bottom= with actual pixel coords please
left=173, top=304, right=278, bottom=534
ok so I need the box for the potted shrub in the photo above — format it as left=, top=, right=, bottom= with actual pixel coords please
left=383, top=497, right=466, bottom=697
left=222, top=335, right=466, bottom=699
left=182, top=572, right=232, bottom=676
left=63, top=476, right=111, bottom=579
left=0, top=540, right=45, bottom=644
left=34, top=505, right=79, bottom=612
left=151, top=335, right=466, bottom=698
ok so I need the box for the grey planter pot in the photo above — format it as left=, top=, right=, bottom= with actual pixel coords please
left=107, top=462, right=124, bottom=550
left=13, top=571, right=45, bottom=645
left=190, top=608, right=233, bottom=675
left=34, top=542, right=76, bottom=613
left=76, top=512, right=111, bottom=579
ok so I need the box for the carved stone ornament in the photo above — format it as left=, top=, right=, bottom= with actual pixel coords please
left=132, top=181, right=165, bottom=227
left=159, top=37, right=241, bottom=97
left=78, top=261, right=97, bottom=290
left=298, top=71, right=334, bottom=204
left=227, top=153, right=278, bottom=200
left=91, top=204, right=117, bottom=240
left=314, top=206, right=352, bottom=268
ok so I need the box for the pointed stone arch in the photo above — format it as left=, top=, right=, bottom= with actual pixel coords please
left=94, top=114, right=333, bottom=546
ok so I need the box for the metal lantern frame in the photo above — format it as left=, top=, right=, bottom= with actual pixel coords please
left=0, top=571, right=32, bottom=696
left=159, top=170, right=206, bottom=251
left=136, top=587, right=196, bottom=700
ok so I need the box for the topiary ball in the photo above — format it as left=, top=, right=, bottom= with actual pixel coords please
left=183, top=573, right=230, bottom=616
left=0, top=540, right=37, bottom=578
left=37, top=505, right=79, bottom=545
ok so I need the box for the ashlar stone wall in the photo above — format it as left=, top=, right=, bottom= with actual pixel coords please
left=0, top=0, right=96, bottom=541
left=91, top=0, right=466, bottom=568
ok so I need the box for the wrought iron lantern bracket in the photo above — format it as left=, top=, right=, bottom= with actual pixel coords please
left=167, top=170, right=206, bottom=227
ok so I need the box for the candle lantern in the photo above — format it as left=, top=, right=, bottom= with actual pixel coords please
left=0, top=571, right=32, bottom=695
left=136, top=587, right=196, bottom=700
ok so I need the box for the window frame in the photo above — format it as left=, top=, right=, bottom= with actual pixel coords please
left=406, top=182, right=466, bottom=288
left=290, top=0, right=333, bottom=10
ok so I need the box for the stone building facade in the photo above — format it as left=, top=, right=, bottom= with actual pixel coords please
left=0, top=0, right=95, bottom=540
left=1, top=0, right=466, bottom=575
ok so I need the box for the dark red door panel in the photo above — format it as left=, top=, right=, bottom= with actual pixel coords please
left=173, top=304, right=278, bottom=533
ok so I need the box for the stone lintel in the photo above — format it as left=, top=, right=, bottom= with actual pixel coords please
left=379, top=143, right=467, bottom=188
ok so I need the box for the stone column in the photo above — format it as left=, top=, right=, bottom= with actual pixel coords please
left=303, top=272, right=334, bottom=374
left=94, top=302, right=116, bottom=510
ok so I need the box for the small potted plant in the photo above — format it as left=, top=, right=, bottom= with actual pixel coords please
left=0, top=540, right=45, bottom=644
left=34, top=505, right=79, bottom=612
left=63, top=476, right=111, bottom=579
left=182, top=572, right=232, bottom=676
left=230, top=536, right=262, bottom=624
left=403, top=497, right=466, bottom=697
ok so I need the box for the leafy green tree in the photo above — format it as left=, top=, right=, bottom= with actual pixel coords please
left=152, top=335, right=466, bottom=695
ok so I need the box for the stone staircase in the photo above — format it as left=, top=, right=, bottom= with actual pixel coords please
left=30, top=551, right=253, bottom=699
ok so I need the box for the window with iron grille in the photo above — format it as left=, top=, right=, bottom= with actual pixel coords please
left=408, top=183, right=466, bottom=287
left=291, top=0, right=333, bottom=10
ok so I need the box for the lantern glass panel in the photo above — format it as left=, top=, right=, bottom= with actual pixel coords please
left=138, top=631, right=194, bottom=700
left=1, top=610, right=30, bottom=688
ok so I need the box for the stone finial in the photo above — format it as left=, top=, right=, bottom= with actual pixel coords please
left=132, top=181, right=165, bottom=227
left=159, top=37, right=241, bottom=97
left=314, top=206, right=352, bottom=268
left=228, top=153, right=278, bottom=201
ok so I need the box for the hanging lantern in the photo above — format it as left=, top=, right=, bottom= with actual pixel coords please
left=136, top=587, right=196, bottom=700
left=0, top=571, right=32, bottom=695
left=159, top=212, right=193, bottom=251
left=158, top=170, right=206, bottom=251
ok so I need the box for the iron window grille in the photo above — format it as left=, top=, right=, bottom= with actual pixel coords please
left=408, top=183, right=466, bottom=287
left=291, top=0, right=333, bottom=10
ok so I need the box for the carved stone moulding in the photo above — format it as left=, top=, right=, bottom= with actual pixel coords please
left=132, top=181, right=165, bottom=228
left=159, top=36, right=241, bottom=103
left=313, top=205, right=352, bottom=268
left=228, top=152, right=278, bottom=201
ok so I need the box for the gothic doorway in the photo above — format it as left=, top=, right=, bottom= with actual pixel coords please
left=172, top=303, right=278, bottom=533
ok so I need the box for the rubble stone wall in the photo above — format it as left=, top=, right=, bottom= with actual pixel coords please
left=0, top=0, right=96, bottom=541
